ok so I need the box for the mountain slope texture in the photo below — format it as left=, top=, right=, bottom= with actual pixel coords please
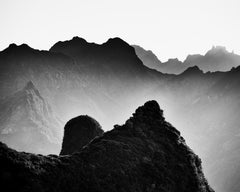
left=0, top=101, right=213, bottom=192
left=0, top=81, right=62, bottom=154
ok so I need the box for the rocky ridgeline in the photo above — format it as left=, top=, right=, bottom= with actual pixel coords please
left=0, top=101, right=214, bottom=192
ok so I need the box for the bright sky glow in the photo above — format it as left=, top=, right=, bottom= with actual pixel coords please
left=0, top=0, right=239, bottom=61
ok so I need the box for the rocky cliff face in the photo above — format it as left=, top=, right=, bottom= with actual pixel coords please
left=60, top=115, right=103, bottom=155
left=0, top=101, right=213, bottom=192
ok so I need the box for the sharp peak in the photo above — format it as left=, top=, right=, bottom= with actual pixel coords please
left=22, top=81, right=44, bottom=100
left=132, top=100, right=165, bottom=121
left=119, top=100, right=181, bottom=138
left=23, top=81, right=37, bottom=91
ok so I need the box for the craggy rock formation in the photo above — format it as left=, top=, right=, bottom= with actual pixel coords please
left=0, top=101, right=214, bottom=192
left=60, top=115, right=103, bottom=155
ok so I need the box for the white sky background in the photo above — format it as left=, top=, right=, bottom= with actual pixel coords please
left=0, top=0, right=239, bottom=61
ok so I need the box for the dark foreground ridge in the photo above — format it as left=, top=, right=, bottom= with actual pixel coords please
left=0, top=101, right=214, bottom=192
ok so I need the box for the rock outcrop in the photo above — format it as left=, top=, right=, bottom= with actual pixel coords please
left=0, top=101, right=213, bottom=192
left=60, top=115, right=103, bottom=155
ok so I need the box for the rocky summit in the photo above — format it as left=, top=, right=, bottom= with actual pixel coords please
left=60, top=115, right=104, bottom=155
left=0, top=101, right=213, bottom=192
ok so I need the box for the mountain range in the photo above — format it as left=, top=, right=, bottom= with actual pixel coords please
left=0, top=37, right=240, bottom=191
left=133, top=45, right=240, bottom=74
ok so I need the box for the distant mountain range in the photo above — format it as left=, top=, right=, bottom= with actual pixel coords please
left=0, top=37, right=240, bottom=192
left=133, top=45, right=240, bottom=74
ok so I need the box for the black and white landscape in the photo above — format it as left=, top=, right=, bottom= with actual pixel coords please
left=0, top=36, right=240, bottom=191
left=1, top=0, right=240, bottom=191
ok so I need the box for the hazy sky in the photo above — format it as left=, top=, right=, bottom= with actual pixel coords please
left=0, top=0, right=239, bottom=61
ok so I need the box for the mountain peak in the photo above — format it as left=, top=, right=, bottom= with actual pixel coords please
left=0, top=101, right=213, bottom=191
left=22, top=81, right=43, bottom=100
left=60, top=115, right=104, bottom=155
left=133, top=100, right=164, bottom=121
left=2, top=43, right=36, bottom=55
left=71, top=36, right=88, bottom=44
left=24, top=81, right=36, bottom=91
left=205, top=45, right=228, bottom=55
left=182, top=66, right=203, bottom=75
left=8, top=43, right=17, bottom=48
left=104, top=37, right=130, bottom=48
left=167, top=58, right=181, bottom=63
left=49, top=36, right=89, bottom=53
left=8, top=43, right=32, bottom=50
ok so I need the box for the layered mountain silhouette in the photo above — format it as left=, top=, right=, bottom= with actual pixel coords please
left=0, top=81, right=62, bottom=154
left=0, top=101, right=214, bottom=192
left=133, top=45, right=240, bottom=74
left=0, top=36, right=240, bottom=191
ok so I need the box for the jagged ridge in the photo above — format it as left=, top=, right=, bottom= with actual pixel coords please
left=0, top=81, right=62, bottom=154
left=0, top=101, right=213, bottom=192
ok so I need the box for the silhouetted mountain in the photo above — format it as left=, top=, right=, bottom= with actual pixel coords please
left=50, top=37, right=161, bottom=82
left=0, top=101, right=214, bottom=192
left=133, top=45, right=186, bottom=74
left=184, top=46, right=240, bottom=73
left=60, top=115, right=103, bottom=155
left=180, top=66, right=203, bottom=76
left=49, top=36, right=171, bottom=130
left=134, top=45, right=240, bottom=74
left=1, top=37, right=240, bottom=191
left=132, top=45, right=162, bottom=70
left=0, top=81, right=63, bottom=154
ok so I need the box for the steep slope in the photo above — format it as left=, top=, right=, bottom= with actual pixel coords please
left=0, top=101, right=214, bottom=192
left=132, top=45, right=162, bottom=70
left=0, top=38, right=169, bottom=132
left=0, top=43, right=76, bottom=99
left=134, top=45, right=240, bottom=74
left=0, top=81, right=63, bottom=154
left=60, top=115, right=103, bottom=155
left=133, top=45, right=186, bottom=74
left=50, top=37, right=164, bottom=84
left=151, top=66, right=240, bottom=192
left=49, top=36, right=171, bottom=128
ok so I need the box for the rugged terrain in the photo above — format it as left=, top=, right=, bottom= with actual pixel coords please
left=0, top=101, right=213, bottom=192
left=0, top=37, right=240, bottom=191
left=0, top=81, right=62, bottom=154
